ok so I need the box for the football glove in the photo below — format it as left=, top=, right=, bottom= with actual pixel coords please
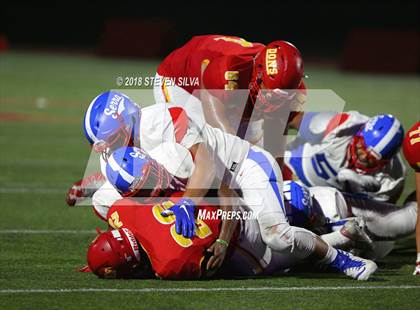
left=161, top=198, right=195, bottom=238
left=65, top=172, right=105, bottom=206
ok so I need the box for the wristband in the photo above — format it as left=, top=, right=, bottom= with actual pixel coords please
left=216, top=238, right=229, bottom=247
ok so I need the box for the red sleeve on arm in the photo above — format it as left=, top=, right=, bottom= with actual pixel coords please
left=168, top=107, right=189, bottom=143
left=324, top=113, right=350, bottom=137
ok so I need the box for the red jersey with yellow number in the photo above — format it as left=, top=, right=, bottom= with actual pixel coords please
left=157, top=35, right=265, bottom=95
left=106, top=198, right=221, bottom=280
left=402, top=121, right=420, bottom=172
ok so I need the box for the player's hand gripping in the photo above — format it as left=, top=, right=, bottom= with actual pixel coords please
left=66, top=179, right=84, bottom=206
left=206, top=239, right=229, bottom=271
left=65, top=173, right=105, bottom=206
left=161, top=198, right=195, bottom=238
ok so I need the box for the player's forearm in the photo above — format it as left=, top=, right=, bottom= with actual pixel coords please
left=287, top=111, right=304, bottom=130
left=217, top=185, right=239, bottom=244
left=202, top=91, right=236, bottom=135
left=184, top=143, right=215, bottom=205
left=264, top=117, right=288, bottom=168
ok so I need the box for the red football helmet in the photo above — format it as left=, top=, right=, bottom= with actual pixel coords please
left=249, top=41, right=304, bottom=113
left=402, top=122, right=420, bottom=172
left=87, top=228, right=141, bottom=278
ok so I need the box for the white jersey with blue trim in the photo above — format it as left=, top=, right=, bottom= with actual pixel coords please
left=285, top=111, right=405, bottom=201
left=139, top=103, right=250, bottom=182
left=285, top=111, right=368, bottom=188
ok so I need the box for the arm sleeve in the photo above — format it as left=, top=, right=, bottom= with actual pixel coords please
left=297, top=112, right=337, bottom=144
left=167, top=106, right=205, bottom=149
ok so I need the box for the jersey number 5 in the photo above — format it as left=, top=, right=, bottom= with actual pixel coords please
left=311, top=153, right=337, bottom=180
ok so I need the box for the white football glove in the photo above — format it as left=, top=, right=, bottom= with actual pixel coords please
left=337, top=168, right=381, bottom=193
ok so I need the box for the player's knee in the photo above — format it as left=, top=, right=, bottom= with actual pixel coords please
left=260, top=224, right=316, bottom=260
left=292, top=227, right=317, bottom=258
left=260, top=226, right=292, bottom=253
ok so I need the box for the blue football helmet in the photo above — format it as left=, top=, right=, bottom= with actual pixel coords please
left=349, top=114, right=404, bottom=173
left=106, top=146, right=170, bottom=202
left=83, top=91, right=141, bottom=151
left=283, top=180, right=313, bottom=226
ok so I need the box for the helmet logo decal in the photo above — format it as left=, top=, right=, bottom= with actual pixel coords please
left=104, top=94, right=126, bottom=119
left=364, top=116, right=381, bottom=132
left=129, top=149, right=147, bottom=159
left=122, top=228, right=140, bottom=262
left=266, top=48, right=278, bottom=75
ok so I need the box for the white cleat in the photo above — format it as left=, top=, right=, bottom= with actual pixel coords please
left=340, top=218, right=373, bottom=249
left=330, top=249, right=378, bottom=280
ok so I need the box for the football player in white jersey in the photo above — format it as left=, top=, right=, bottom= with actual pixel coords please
left=81, top=91, right=378, bottom=280
left=284, top=112, right=405, bottom=203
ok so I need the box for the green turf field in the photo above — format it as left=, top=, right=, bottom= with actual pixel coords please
left=0, top=51, right=420, bottom=309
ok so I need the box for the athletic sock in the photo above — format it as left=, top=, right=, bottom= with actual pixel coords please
left=320, top=231, right=351, bottom=248
left=319, top=245, right=338, bottom=264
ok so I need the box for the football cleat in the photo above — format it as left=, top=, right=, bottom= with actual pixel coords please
left=330, top=249, right=377, bottom=280
left=340, top=218, right=373, bottom=249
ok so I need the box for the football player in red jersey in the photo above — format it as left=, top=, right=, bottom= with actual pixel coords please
left=402, top=121, right=420, bottom=275
left=87, top=198, right=222, bottom=279
left=154, top=35, right=306, bottom=163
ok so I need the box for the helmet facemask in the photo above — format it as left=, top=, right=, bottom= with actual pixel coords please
left=347, top=135, right=390, bottom=174
left=249, top=42, right=303, bottom=114
left=93, top=114, right=138, bottom=154
left=123, top=158, right=171, bottom=204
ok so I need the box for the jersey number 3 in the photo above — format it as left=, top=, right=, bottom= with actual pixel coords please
left=152, top=201, right=213, bottom=248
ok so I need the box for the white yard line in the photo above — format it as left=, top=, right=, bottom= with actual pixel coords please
left=0, top=187, right=64, bottom=194
left=0, top=229, right=95, bottom=234
left=0, top=286, right=419, bottom=294
left=0, top=158, right=81, bottom=166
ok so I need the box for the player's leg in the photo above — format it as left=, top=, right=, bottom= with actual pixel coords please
left=227, top=215, right=297, bottom=276
left=307, top=187, right=372, bottom=249
left=343, top=193, right=417, bottom=240
left=236, top=146, right=377, bottom=280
